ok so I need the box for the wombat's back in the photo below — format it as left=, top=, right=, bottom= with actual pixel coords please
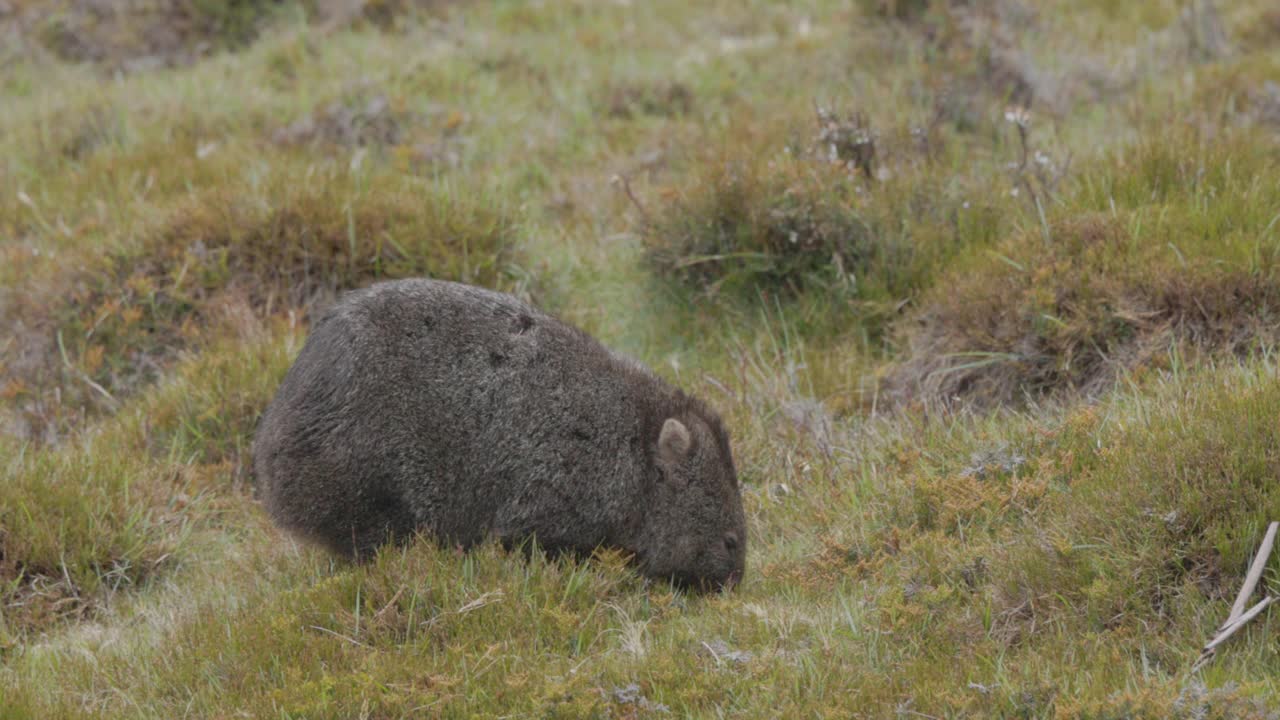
left=254, top=279, right=662, bottom=559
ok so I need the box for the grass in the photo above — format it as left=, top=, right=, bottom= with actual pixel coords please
left=4, top=0, right=1280, bottom=717
left=890, top=125, right=1280, bottom=406
left=3, top=166, right=520, bottom=443
left=640, top=114, right=1010, bottom=341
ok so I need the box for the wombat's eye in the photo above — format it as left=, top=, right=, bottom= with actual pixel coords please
left=723, top=533, right=739, bottom=553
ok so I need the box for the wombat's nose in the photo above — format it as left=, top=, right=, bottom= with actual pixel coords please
left=723, top=532, right=739, bottom=554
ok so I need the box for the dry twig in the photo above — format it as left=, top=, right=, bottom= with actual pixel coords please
left=1192, top=521, right=1279, bottom=672
left=611, top=174, right=651, bottom=225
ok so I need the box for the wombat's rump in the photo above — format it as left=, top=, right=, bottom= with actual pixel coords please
left=253, top=279, right=746, bottom=590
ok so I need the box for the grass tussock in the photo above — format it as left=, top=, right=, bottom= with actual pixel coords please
left=27, top=0, right=290, bottom=68
left=846, top=360, right=1280, bottom=716
left=9, top=0, right=451, bottom=71
left=642, top=115, right=1009, bottom=330
left=0, top=441, right=176, bottom=646
left=3, top=167, right=519, bottom=443
left=890, top=127, right=1280, bottom=406
left=3, top=542, right=667, bottom=718
left=0, top=330, right=297, bottom=645
left=643, top=142, right=871, bottom=299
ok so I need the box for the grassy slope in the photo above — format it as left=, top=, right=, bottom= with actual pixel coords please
left=3, top=0, right=1280, bottom=717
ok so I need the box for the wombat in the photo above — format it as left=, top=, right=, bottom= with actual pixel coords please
left=253, top=279, right=746, bottom=590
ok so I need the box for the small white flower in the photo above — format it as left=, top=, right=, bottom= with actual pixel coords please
left=349, top=147, right=368, bottom=173
left=1004, top=106, right=1031, bottom=128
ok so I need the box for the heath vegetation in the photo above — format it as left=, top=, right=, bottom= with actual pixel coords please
left=4, top=0, right=1280, bottom=717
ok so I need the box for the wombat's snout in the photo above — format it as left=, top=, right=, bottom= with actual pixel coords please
left=723, top=568, right=742, bottom=590
left=721, top=533, right=743, bottom=591
left=691, top=570, right=740, bottom=593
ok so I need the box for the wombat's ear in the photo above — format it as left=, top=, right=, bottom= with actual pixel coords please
left=658, top=418, right=693, bottom=464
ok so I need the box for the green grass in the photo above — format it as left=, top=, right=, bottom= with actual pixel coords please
left=4, top=0, right=1280, bottom=717
left=890, top=125, right=1280, bottom=406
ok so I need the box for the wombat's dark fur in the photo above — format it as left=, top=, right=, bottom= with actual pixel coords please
left=254, top=279, right=746, bottom=590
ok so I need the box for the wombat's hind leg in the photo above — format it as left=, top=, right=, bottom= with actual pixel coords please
left=345, top=525, right=406, bottom=562
left=326, top=484, right=419, bottom=562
